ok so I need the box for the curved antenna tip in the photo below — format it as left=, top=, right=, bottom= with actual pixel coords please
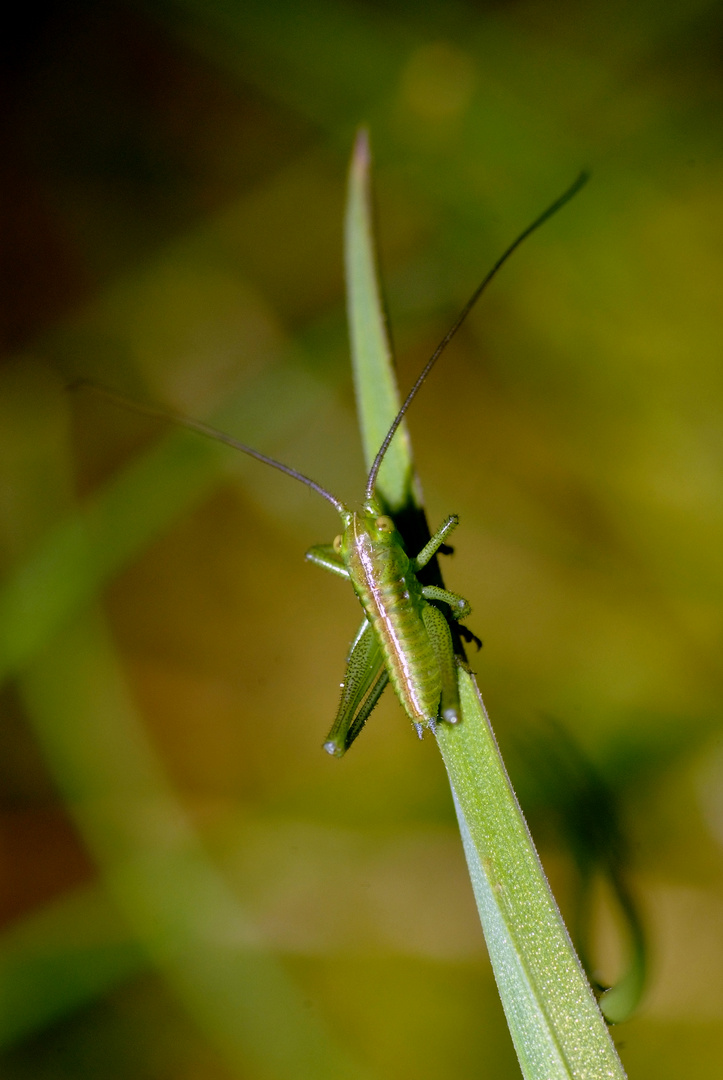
left=364, top=170, right=589, bottom=500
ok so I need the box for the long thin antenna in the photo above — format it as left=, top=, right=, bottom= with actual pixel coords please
left=365, top=171, right=589, bottom=501
left=71, top=380, right=347, bottom=515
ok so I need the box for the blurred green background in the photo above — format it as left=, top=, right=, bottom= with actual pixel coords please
left=2, top=1, right=723, bottom=1076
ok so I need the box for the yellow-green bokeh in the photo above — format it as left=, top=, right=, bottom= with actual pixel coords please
left=2, top=1, right=723, bottom=1077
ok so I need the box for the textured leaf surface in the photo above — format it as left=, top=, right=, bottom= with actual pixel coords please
left=347, top=132, right=626, bottom=1079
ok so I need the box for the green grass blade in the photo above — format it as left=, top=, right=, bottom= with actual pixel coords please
left=437, top=674, right=626, bottom=1079
left=345, top=129, right=418, bottom=513
left=346, top=135, right=627, bottom=1079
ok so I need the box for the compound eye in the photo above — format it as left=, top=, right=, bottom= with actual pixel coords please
left=375, top=515, right=394, bottom=533
left=333, top=534, right=343, bottom=553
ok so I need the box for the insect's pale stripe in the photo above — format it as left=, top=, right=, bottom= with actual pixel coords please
left=353, top=526, right=440, bottom=724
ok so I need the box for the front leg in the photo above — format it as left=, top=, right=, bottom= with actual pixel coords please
left=306, top=544, right=350, bottom=579
left=411, top=515, right=459, bottom=571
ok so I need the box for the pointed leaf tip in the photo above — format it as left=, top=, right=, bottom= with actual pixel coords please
left=352, top=128, right=371, bottom=176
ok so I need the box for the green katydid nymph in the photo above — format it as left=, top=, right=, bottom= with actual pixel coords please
left=76, top=170, right=586, bottom=757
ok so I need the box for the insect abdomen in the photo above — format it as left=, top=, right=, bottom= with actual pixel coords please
left=347, top=526, right=441, bottom=727
left=368, top=583, right=441, bottom=726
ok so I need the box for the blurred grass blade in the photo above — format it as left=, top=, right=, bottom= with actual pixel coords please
left=18, top=611, right=374, bottom=1080
left=509, top=718, right=646, bottom=1024
left=0, top=884, right=146, bottom=1049
left=0, top=365, right=376, bottom=1080
left=598, top=875, right=646, bottom=1025
left=0, top=360, right=331, bottom=689
left=347, top=135, right=626, bottom=1078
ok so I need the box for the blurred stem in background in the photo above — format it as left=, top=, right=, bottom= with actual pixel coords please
left=0, top=363, right=376, bottom=1080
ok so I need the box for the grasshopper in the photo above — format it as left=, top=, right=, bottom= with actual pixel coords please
left=78, top=171, right=586, bottom=757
